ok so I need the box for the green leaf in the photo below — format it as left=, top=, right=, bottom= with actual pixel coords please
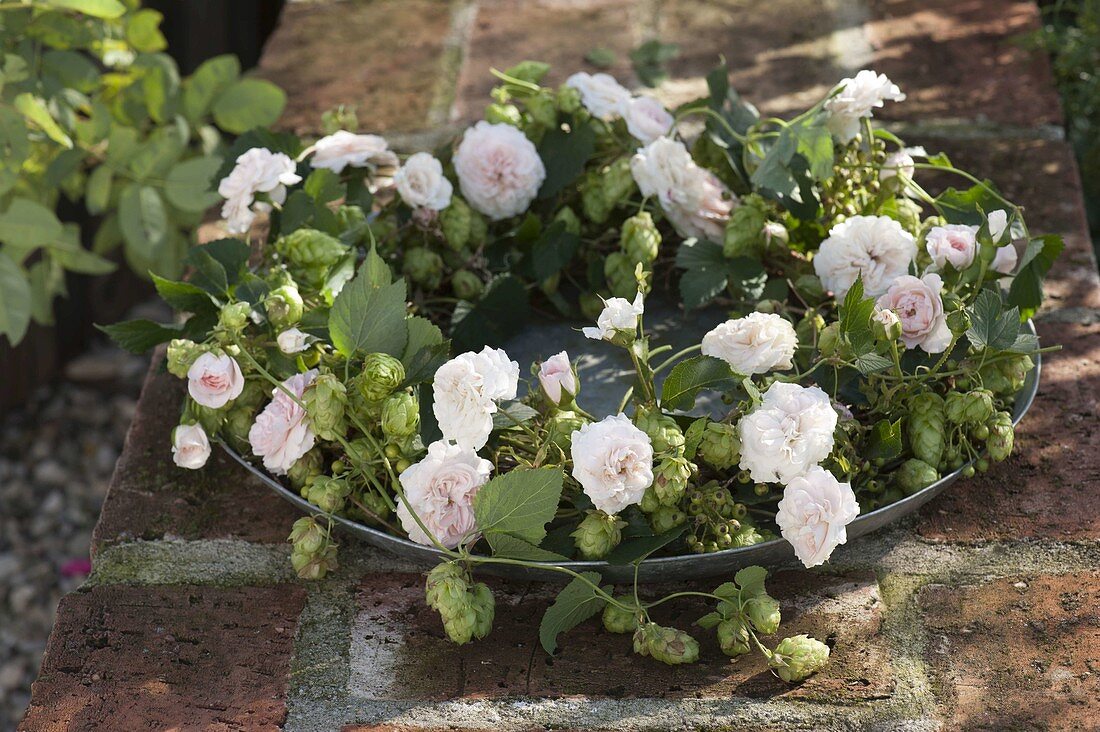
left=182, top=55, right=240, bottom=121
left=304, top=168, right=343, bottom=204
left=683, top=418, right=708, bottom=460
left=934, top=182, right=1003, bottom=226
left=212, top=78, right=286, bottom=134
left=43, top=0, right=125, bottom=18
left=13, top=93, right=71, bottom=148
left=450, top=275, right=529, bottom=352
left=85, top=164, right=112, bottom=216
left=853, top=352, right=894, bottom=374
left=678, top=265, right=729, bottom=310
left=164, top=156, right=223, bottom=212
left=539, top=572, right=608, bottom=654
left=118, top=184, right=168, bottom=269
left=400, top=341, right=450, bottom=387
left=0, top=253, right=31, bottom=344
left=329, top=268, right=408, bottom=357
left=967, top=289, right=1020, bottom=352
left=661, top=355, right=737, bottom=411
left=537, top=124, right=596, bottom=199
left=402, top=316, right=443, bottom=362
left=1008, top=235, right=1063, bottom=320
left=188, top=238, right=250, bottom=288
left=96, top=318, right=181, bottom=353
left=487, top=534, right=570, bottom=562
left=529, top=221, right=580, bottom=281
left=491, top=401, right=539, bottom=429
left=48, top=240, right=115, bottom=275
left=0, top=198, right=63, bottom=255
left=129, top=120, right=187, bottom=180
left=473, top=466, right=564, bottom=547
left=866, top=418, right=903, bottom=460
left=152, top=274, right=216, bottom=313
left=734, top=566, right=768, bottom=598
left=126, top=9, right=167, bottom=52
left=605, top=525, right=686, bottom=565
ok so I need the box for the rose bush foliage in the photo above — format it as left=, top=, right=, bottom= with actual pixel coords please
left=106, top=60, right=1059, bottom=676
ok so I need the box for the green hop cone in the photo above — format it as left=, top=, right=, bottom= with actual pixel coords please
left=896, top=458, right=939, bottom=496
left=981, top=354, right=1034, bottom=396
left=571, top=511, right=625, bottom=560
left=335, top=205, right=367, bottom=236
left=604, top=157, right=636, bottom=204
left=440, top=196, right=473, bottom=251
left=218, top=301, right=251, bottom=333
left=638, top=409, right=686, bottom=456
left=908, top=392, right=947, bottom=468
left=654, top=455, right=692, bottom=506
left=357, top=353, right=405, bottom=401
left=451, top=269, right=484, bottom=301
left=484, top=102, right=522, bottom=126
left=403, top=247, right=444, bottom=290
left=770, top=634, right=830, bottom=682
left=547, top=410, right=587, bottom=451
left=744, top=594, right=781, bottom=635
left=381, top=392, right=420, bottom=440
left=649, top=505, right=687, bottom=534
left=166, top=339, right=204, bottom=378
left=425, top=563, right=482, bottom=645
left=723, top=195, right=769, bottom=258
left=190, top=400, right=225, bottom=435
left=946, top=308, right=971, bottom=336
left=525, top=92, right=558, bottom=129
left=289, top=516, right=327, bottom=555
left=304, top=373, right=348, bottom=441
left=287, top=448, right=324, bottom=490
left=291, top=544, right=338, bottom=580
left=425, top=562, right=469, bottom=611
left=581, top=173, right=611, bottom=224
left=265, top=284, right=304, bottom=329
left=604, top=251, right=636, bottom=299
left=276, top=228, right=348, bottom=271
left=945, top=389, right=995, bottom=426
left=987, top=410, right=1014, bottom=462
left=556, top=83, right=582, bottom=113
left=305, top=475, right=351, bottom=514
left=553, top=206, right=581, bottom=236
left=818, top=322, right=842, bottom=358
left=638, top=485, right=660, bottom=514
left=621, top=212, right=661, bottom=265
left=603, top=598, right=640, bottom=634
left=633, top=623, right=700, bottom=665
left=698, top=421, right=741, bottom=470
left=717, top=617, right=752, bottom=657
left=469, top=582, right=495, bottom=640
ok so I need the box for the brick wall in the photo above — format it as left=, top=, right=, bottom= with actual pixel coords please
left=20, top=1, right=1100, bottom=730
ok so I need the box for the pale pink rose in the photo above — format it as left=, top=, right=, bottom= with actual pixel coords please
left=217, top=148, right=302, bottom=234
left=309, top=131, right=398, bottom=173
left=248, top=370, right=317, bottom=475
left=277, top=328, right=311, bottom=354
left=876, top=274, right=952, bottom=354
left=565, top=72, right=631, bottom=119
left=570, top=414, right=653, bottom=515
left=623, top=96, right=674, bottom=143
left=396, top=440, right=492, bottom=549
left=581, top=292, right=644, bottom=342
left=701, top=313, right=798, bottom=375
left=538, top=351, right=578, bottom=404
left=992, top=244, right=1018, bottom=275
left=987, top=209, right=1010, bottom=242
left=432, top=347, right=520, bottom=450
left=172, top=423, right=210, bottom=470
left=925, top=224, right=978, bottom=271
left=187, top=352, right=245, bottom=409
left=738, top=383, right=837, bottom=486
left=393, top=152, right=453, bottom=211
left=452, top=122, right=546, bottom=220
left=813, top=215, right=916, bottom=299
left=630, top=137, right=737, bottom=241
left=776, top=466, right=859, bottom=568
left=824, top=70, right=905, bottom=142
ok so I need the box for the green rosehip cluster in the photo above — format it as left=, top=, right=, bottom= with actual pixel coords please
left=288, top=517, right=338, bottom=580
left=685, top=480, right=757, bottom=553
left=425, top=562, right=495, bottom=645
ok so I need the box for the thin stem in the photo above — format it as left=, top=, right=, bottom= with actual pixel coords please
left=652, top=343, right=702, bottom=375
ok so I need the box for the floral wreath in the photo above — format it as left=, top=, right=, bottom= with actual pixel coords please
left=107, top=62, right=1059, bottom=678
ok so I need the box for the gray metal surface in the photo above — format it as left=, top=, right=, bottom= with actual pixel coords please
left=222, top=321, right=1041, bottom=584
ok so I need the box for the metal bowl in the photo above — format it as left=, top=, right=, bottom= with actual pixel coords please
left=223, top=322, right=1041, bottom=583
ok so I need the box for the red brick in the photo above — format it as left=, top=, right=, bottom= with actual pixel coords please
left=19, top=584, right=307, bottom=731
left=917, top=573, right=1100, bottom=730
left=866, top=0, right=1063, bottom=128
left=257, top=0, right=455, bottom=135
left=453, top=0, right=642, bottom=122
left=91, top=358, right=299, bottom=554
left=349, top=570, right=892, bottom=702
left=918, top=321, right=1100, bottom=542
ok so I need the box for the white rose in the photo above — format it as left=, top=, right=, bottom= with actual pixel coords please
left=309, top=131, right=398, bottom=173
left=565, top=71, right=631, bottom=119
left=925, top=224, right=978, bottom=271
left=248, top=370, right=317, bottom=475
left=187, top=352, right=245, bottom=409
left=992, top=244, right=1018, bottom=275
left=623, top=96, right=674, bottom=143
left=738, top=382, right=837, bottom=485
left=876, top=273, right=952, bottom=354
left=582, top=292, right=644, bottom=342
left=396, top=440, right=492, bottom=549
left=825, top=69, right=905, bottom=142
left=880, top=148, right=921, bottom=186
left=701, top=312, right=798, bottom=375
left=394, top=152, right=454, bottom=211
left=538, top=351, right=577, bottom=404
left=277, top=328, right=311, bottom=354
left=217, top=148, right=302, bottom=234
left=172, top=423, right=211, bottom=470
left=570, top=414, right=654, bottom=515
left=987, top=209, right=1009, bottom=242
left=775, top=466, right=859, bottom=568
left=433, top=347, right=520, bottom=450
left=813, top=215, right=917, bottom=299
left=631, top=136, right=737, bottom=241
left=453, top=121, right=546, bottom=220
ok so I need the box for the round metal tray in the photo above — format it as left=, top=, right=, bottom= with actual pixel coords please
left=222, top=322, right=1041, bottom=583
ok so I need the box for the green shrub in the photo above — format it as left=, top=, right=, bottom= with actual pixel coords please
left=0, top=0, right=286, bottom=344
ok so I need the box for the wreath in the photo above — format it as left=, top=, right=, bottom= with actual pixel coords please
left=106, top=61, right=1059, bottom=679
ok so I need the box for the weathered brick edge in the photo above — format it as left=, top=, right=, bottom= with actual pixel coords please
left=21, top=0, right=1100, bottom=730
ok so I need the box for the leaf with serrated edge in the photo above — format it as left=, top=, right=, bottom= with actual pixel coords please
left=539, top=572, right=609, bottom=654
left=473, top=467, right=563, bottom=546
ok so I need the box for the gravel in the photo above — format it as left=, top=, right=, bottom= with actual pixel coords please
left=0, top=340, right=149, bottom=730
